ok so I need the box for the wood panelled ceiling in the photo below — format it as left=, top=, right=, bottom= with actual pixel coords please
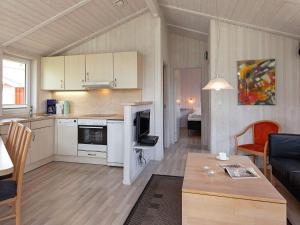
left=160, top=0, right=300, bottom=40
left=1, top=0, right=300, bottom=56
left=0, top=0, right=147, bottom=56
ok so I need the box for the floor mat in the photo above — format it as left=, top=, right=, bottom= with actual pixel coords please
left=124, top=174, right=183, bottom=225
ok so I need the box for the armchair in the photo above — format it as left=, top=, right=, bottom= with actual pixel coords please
left=235, top=120, right=280, bottom=176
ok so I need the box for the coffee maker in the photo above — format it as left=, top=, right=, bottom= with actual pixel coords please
left=47, top=99, right=56, bottom=114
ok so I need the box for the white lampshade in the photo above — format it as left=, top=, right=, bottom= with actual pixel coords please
left=203, top=78, right=233, bottom=91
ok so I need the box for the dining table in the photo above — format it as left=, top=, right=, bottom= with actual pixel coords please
left=0, top=136, right=13, bottom=176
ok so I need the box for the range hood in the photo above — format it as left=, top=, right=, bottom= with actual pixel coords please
left=82, top=81, right=114, bottom=89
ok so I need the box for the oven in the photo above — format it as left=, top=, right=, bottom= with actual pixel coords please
left=77, top=119, right=107, bottom=152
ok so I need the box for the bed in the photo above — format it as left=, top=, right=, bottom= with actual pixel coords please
left=187, top=111, right=201, bottom=136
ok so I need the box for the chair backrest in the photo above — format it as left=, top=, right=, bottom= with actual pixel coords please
left=6, top=122, right=18, bottom=157
left=12, top=124, right=32, bottom=195
left=6, top=122, right=25, bottom=166
left=13, top=127, right=32, bottom=198
left=253, top=120, right=280, bottom=145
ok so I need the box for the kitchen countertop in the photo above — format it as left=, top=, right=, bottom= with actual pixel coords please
left=121, top=101, right=153, bottom=106
left=0, top=113, right=124, bottom=126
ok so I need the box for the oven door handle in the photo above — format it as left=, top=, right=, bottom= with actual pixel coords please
left=78, top=126, right=105, bottom=129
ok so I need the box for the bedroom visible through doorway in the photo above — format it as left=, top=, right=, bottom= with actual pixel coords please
left=174, top=68, right=202, bottom=144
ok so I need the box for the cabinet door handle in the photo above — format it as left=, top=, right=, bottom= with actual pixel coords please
left=88, top=153, right=96, bottom=156
left=114, top=78, right=117, bottom=87
left=60, top=80, right=64, bottom=89
left=86, top=72, right=90, bottom=81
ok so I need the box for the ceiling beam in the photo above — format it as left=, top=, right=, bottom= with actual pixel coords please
left=3, top=46, right=40, bottom=59
left=167, top=24, right=208, bottom=36
left=49, top=8, right=148, bottom=56
left=1, top=0, right=92, bottom=47
left=160, top=4, right=300, bottom=40
left=145, top=0, right=161, bottom=17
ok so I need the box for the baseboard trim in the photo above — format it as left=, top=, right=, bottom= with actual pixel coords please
left=54, top=155, right=107, bottom=165
left=25, top=156, right=54, bottom=173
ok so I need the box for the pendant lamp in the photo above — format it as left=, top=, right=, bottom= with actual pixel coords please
left=203, top=1, right=233, bottom=91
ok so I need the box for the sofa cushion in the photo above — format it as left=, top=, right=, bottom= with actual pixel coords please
left=289, top=171, right=300, bottom=201
left=0, top=180, right=17, bottom=201
left=0, top=173, right=13, bottom=180
left=269, top=134, right=300, bottom=159
left=271, top=158, right=300, bottom=185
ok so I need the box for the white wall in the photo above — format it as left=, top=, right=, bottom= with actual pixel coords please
left=168, top=32, right=209, bottom=146
left=123, top=103, right=155, bottom=185
left=179, top=68, right=202, bottom=110
left=65, top=13, right=156, bottom=103
left=65, top=12, right=164, bottom=160
left=209, top=20, right=300, bottom=154
left=161, top=16, right=171, bottom=148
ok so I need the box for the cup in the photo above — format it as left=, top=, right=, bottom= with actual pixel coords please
left=218, top=152, right=227, bottom=160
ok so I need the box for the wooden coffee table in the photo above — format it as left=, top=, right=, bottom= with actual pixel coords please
left=182, top=153, right=287, bottom=225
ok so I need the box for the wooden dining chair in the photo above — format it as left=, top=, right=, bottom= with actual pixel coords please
left=6, top=122, right=19, bottom=163
left=0, top=122, right=18, bottom=180
left=0, top=123, right=32, bottom=225
left=234, top=120, right=281, bottom=176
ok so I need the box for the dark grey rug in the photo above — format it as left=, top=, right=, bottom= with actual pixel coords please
left=124, top=174, right=183, bottom=225
left=124, top=174, right=292, bottom=225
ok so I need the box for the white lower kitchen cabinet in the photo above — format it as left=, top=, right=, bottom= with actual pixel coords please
left=56, top=119, right=78, bottom=156
left=30, top=125, right=54, bottom=163
left=107, top=120, right=124, bottom=166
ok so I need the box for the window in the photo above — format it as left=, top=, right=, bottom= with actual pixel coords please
left=2, top=57, right=30, bottom=109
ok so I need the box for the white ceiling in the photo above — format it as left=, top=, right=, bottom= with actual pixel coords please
left=1, top=0, right=300, bottom=56
left=0, top=0, right=147, bottom=56
left=160, top=0, right=300, bottom=41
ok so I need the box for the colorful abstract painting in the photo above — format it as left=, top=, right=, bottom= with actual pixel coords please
left=237, top=59, right=276, bottom=105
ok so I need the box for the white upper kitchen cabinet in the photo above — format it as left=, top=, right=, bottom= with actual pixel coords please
left=41, top=56, right=65, bottom=90
left=65, top=55, right=86, bottom=90
left=113, top=51, right=143, bottom=89
left=85, top=53, right=113, bottom=82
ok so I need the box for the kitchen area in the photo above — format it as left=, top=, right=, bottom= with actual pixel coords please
left=0, top=113, right=125, bottom=172
left=0, top=50, right=144, bottom=174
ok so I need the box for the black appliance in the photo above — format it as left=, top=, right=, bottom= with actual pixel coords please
left=135, top=110, right=158, bottom=146
left=47, top=99, right=56, bottom=114
left=77, top=119, right=107, bottom=152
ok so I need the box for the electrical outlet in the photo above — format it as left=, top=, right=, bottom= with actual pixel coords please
left=135, top=149, right=145, bottom=167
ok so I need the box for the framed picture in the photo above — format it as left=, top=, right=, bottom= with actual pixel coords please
left=237, top=59, right=276, bottom=105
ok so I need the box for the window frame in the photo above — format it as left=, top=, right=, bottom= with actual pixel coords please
left=2, top=55, right=31, bottom=112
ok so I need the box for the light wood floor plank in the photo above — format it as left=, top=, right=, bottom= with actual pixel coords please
left=2, top=129, right=298, bottom=225
left=1, top=130, right=204, bottom=225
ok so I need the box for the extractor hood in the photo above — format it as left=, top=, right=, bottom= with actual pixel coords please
left=82, top=81, right=114, bottom=89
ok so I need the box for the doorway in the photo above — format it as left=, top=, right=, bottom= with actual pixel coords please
left=174, top=68, right=202, bottom=144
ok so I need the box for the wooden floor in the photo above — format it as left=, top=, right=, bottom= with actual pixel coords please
left=2, top=129, right=299, bottom=225
left=2, top=129, right=205, bottom=225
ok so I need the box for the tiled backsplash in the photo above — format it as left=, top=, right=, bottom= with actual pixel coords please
left=53, top=89, right=142, bottom=114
